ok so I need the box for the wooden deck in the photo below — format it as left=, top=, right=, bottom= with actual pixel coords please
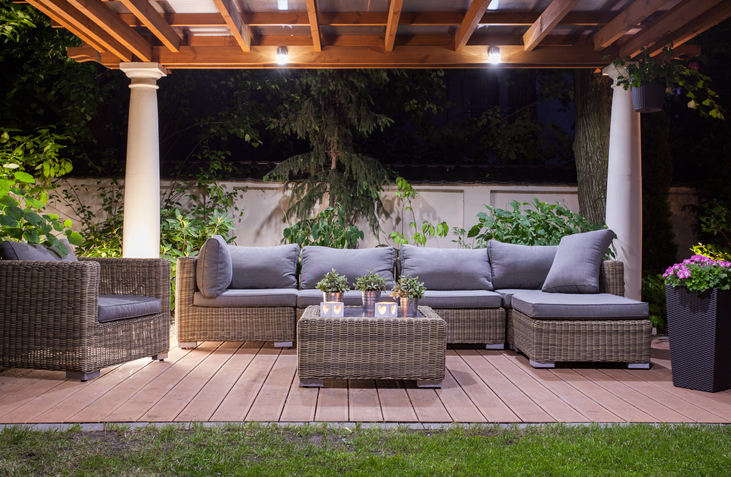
left=1, top=338, right=730, bottom=426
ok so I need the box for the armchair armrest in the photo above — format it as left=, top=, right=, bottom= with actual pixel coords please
left=600, top=260, right=625, bottom=297
left=175, top=256, right=197, bottom=312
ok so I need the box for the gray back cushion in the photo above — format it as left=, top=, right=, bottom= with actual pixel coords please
left=399, top=244, right=492, bottom=290
left=196, top=235, right=232, bottom=298
left=300, top=246, right=395, bottom=289
left=542, top=229, right=615, bottom=294
left=488, top=240, right=557, bottom=290
left=229, top=244, right=299, bottom=289
left=0, top=239, right=77, bottom=261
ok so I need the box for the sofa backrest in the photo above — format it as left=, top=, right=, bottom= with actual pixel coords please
left=300, top=246, right=395, bottom=289
left=399, top=244, right=493, bottom=290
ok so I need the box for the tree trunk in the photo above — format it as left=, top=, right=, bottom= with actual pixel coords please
left=572, top=70, right=613, bottom=225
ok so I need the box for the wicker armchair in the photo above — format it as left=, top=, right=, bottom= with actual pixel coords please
left=0, top=257, right=171, bottom=381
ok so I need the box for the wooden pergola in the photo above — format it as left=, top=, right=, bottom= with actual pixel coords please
left=23, top=0, right=731, bottom=300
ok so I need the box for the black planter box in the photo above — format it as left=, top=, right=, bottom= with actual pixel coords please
left=631, top=79, right=666, bottom=113
left=665, top=285, right=731, bottom=392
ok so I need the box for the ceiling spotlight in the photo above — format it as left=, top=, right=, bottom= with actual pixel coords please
left=278, top=0, right=288, bottom=10
left=488, top=46, right=501, bottom=64
left=276, top=46, right=288, bottom=65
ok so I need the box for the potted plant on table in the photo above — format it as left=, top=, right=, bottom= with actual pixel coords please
left=610, top=44, right=724, bottom=118
left=316, top=268, right=350, bottom=303
left=390, top=274, right=426, bottom=317
left=355, top=269, right=387, bottom=315
left=663, top=255, right=731, bottom=392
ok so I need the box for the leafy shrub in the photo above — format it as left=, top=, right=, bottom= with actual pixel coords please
left=642, top=273, right=667, bottom=333
left=282, top=204, right=363, bottom=249
left=390, top=177, right=448, bottom=247
left=690, top=199, right=731, bottom=261
left=663, top=255, right=731, bottom=293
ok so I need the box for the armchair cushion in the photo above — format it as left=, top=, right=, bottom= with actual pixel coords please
left=97, top=295, right=161, bottom=323
left=196, top=235, right=232, bottom=298
left=300, top=246, right=395, bottom=289
left=0, top=239, right=77, bottom=261
left=542, top=229, right=615, bottom=294
left=512, top=291, right=649, bottom=319
left=229, top=244, right=299, bottom=289
left=400, top=244, right=492, bottom=290
left=488, top=240, right=557, bottom=289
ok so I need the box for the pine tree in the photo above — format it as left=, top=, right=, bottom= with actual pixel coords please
left=265, top=70, right=394, bottom=234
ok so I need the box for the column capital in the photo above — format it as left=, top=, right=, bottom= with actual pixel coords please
left=120, top=62, right=168, bottom=81
left=602, top=63, right=631, bottom=87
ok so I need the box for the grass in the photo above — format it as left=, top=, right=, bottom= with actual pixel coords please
left=0, top=423, right=729, bottom=476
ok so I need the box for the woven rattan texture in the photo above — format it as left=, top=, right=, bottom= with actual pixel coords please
left=297, top=305, right=446, bottom=381
left=512, top=310, right=652, bottom=363
left=0, top=258, right=170, bottom=374
left=176, top=257, right=296, bottom=343
left=435, top=308, right=505, bottom=344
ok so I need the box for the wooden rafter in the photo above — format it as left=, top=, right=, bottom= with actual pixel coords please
left=647, top=0, right=731, bottom=56
left=385, top=0, right=403, bottom=52
left=34, top=0, right=135, bottom=61
left=305, top=0, right=322, bottom=52
left=455, top=0, right=493, bottom=52
left=523, top=0, right=581, bottom=52
left=618, top=0, right=722, bottom=59
left=27, top=0, right=106, bottom=52
left=212, top=0, right=251, bottom=53
left=592, top=0, right=672, bottom=51
left=119, top=0, right=182, bottom=53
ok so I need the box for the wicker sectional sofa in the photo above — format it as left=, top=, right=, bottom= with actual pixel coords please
left=176, top=230, right=652, bottom=368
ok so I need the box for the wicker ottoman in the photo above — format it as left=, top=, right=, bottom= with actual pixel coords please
left=297, top=305, right=446, bottom=387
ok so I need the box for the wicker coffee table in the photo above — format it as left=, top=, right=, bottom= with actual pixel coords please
left=297, top=305, right=446, bottom=388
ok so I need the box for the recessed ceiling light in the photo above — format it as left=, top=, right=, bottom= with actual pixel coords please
left=488, top=46, right=501, bottom=64
left=276, top=46, right=288, bottom=65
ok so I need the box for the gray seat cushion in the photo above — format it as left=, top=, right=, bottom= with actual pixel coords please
left=228, top=244, right=299, bottom=289
left=296, top=289, right=394, bottom=307
left=488, top=240, right=557, bottom=289
left=400, top=244, right=492, bottom=290
left=418, top=290, right=502, bottom=309
left=511, top=291, right=649, bottom=320
left=494, top=289, right=547, bottom=308
left=196, top=235, right=232, bottom=298
left=0, top=239, right=77, bottom=261
left=542, top=229, right=615, bottom=294
left=194, top=289, right=298, bottom=307
left=300, top=246, right=395, bottom=289
left=97, top=295, right=161, bottom=323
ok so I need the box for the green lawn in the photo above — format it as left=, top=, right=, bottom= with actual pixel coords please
left=0, top=423, right=729, bottom=476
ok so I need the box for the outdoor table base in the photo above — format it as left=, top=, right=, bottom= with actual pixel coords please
left=297, top=305, right=446, bottom=388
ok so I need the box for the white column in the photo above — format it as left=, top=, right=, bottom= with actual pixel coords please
left=119, top=63, right=167, bottom=258
left=602, top=65, right=642, bottom=300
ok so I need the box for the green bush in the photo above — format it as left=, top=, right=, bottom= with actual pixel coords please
left=282, top=204, right=363, bottom=249
left=390, top=177, right=448, bottom=247
left=642, top=273, right=667, bottom=333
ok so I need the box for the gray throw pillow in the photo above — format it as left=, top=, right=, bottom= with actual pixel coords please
left=300, top=246, right=395, bottom=290
left=229, top=244, right=299, bottom=289
left=0, top=239, right=77, bottom=261
left=196, top=235, right=232, bottom=298
left=399, top=244, right=492, bottom=290
left=541, top=229, right=615, bottom=294
left=488, top=240, right=557, bottom=289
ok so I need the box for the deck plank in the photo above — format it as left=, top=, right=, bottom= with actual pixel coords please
left=314, top=380, right=349, bottom=422
left=404, top=384, right=452, bottom=423
left=246, top=349, right=298, bottom=421
left=644, top=368, right=731, bottom=419
left=175, top=342, right=263, bottom=422
left=376, top=380, right=418, bottom=422
left=279, top=372, right=318, bottom=422
left=210, top=344, right=281, bottom=422
left=142, top=342, right=243, bottom=422
left=103, top=342, right=223, bottom=422
left=348, top=380, right=383, bottom=423
left=435, top=369, right=487, bottom=423
left=0, top=371, right=70, bottom=420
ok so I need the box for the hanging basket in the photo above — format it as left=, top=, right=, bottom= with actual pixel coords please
left=630, top=79, right=666, bottom=113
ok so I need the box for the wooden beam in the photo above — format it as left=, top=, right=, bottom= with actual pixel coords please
left=35, top=0, right=135, bottom=61
left=385, top=0, right=403, bottom=52
left=119, top=0, right=182, bottom=52
left=455, top=0, right=493, bottom=52
left=212, top=0, right=251, bottom=52
left=618, top=0, right=722, bottom=59
left=592, top=0, right=672, bottom=50
left=648, top=0, right=731, bottom=56
left=67, top=0, right=152, bottom=61
left=28, top=0, right=106, bottom=52
left=305, top=0, right=322, bottom=52
left=523, top=0, right=581, bottom=52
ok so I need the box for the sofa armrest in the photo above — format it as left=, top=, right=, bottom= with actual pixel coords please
left=78, top=257, right=171, bottom=313
left=600, top=260, right=624, bottom=297
left=175, top=256, right=198, bottom=312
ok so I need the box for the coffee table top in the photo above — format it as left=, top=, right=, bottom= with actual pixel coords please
left=301, top=305, right=443, bottom=322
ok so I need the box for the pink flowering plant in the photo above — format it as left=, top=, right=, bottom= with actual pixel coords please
left=663, top=255, right=731, bottom=293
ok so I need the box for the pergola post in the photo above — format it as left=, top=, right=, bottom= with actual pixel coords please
left=119, top=63, right=167, bottom=258
left=602, top=65, right=642, bottom=300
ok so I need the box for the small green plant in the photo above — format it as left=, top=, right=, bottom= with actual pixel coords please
left=690, top=199, right=731, bottom=261
left=282, top=204, right=364, bottom=249
left=316, top=268, right=351, bottom=293
left=390, top=177, right=448, bottom=247
left=663, top=255, right=731, bottom=293
left=390, top=273, right=426, bottom=300
left=642, top=273, right=667, bottom=333
left=464, top=199, right=611, bottom=255
left=354, top=269, right=387, bottom=292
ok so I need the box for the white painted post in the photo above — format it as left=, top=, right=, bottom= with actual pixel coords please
left=603, top=65, right=642, bottom=300
left=119, top=63, right=167, bottom=258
